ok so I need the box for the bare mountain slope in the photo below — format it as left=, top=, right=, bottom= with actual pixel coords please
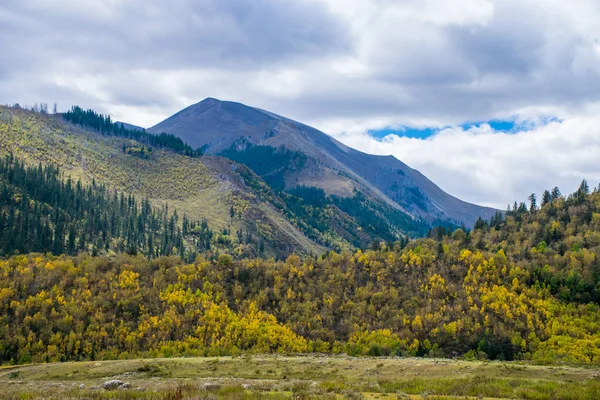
left=149, top=98, right=497, bottom=226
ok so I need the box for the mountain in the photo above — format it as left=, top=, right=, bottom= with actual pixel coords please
left=0, top=105, right=430, bottom=259
left=0, top=101, right=495, bottom=260
left=149, top=98, right=497, bottom=227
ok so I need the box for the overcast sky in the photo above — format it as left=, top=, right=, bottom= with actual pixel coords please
left=2, top=0, right=600, bottom=208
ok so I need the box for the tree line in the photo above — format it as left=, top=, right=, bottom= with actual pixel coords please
left=62, top=106, right=205, bottom=157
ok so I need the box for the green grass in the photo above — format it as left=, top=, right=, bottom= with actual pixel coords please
left=1, top=356, right=599, bottom=399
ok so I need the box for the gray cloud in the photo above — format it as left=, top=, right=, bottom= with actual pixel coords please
left=1, top=0, right=352, bottom=117
left=2, top=0, right=600, bottom=205
left=1, top=0, right=350, bottom=71
left=3, top=0, right=599, bottom=122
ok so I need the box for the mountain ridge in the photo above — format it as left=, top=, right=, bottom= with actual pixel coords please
left=149, top=98, right=498, bottom=227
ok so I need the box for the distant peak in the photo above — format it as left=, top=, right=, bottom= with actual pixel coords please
left=198, top=97, right=222, bottom=104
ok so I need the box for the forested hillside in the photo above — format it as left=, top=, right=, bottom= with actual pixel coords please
left=0, top=153, right=215, bottom=259
left=222, top=144, right=431, bottom=242
left=0, top=105, right=328, bottom=258
left=2, top=181, right=600, bottom=365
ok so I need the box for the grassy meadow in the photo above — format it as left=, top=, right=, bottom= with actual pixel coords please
left=2, top=355, right=600, bottom=399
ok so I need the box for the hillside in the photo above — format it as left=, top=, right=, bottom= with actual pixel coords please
left=0, top=155, right=193, bottom=258
left=149, top=98, right=497, bottom=227
left=1, top=181, right=600, bottom=366
left=0, top=106, right=324, bottom=258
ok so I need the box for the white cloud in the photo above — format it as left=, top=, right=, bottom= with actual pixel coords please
left=325, top=112, right=600, bottom=208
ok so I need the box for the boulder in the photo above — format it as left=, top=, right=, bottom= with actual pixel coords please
left=102, top=380, right=124, bottom=390
left=202, top=382, right=221, bottom=391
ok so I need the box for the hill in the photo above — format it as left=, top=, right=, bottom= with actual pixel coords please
left=149, top=98, right=497, bottom=227
left=0, top=106, right=325, bottom=258
left=1, top=180, right=600, bottom=366
left=0, top=154, right=195, bottom=258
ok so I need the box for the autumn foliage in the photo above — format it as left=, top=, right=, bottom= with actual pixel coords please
left=2, top=180, right=600, bottom=365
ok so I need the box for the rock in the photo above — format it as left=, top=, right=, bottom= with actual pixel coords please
left=241, top=383, right=252, bottom=390
left=79, top=384, right=86, bottom=389
left=202, top=382, right=221, bottom=391
left=102, top=380, right=124, bottom=390
left=118, top=383, right=132, bottom=390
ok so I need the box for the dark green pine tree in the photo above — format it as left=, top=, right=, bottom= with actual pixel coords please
left=0, top=153, right=209, bottom=258
left=62, top=106, right=204, bottom=157
left=541, top=190, right=552, bottom=206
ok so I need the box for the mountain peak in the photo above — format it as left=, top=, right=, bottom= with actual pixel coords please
left=149, top=98, right=275, bottom=154
left=198, top=97, right=223, bottom=105
left=148, top=99, right=497, bottom=226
